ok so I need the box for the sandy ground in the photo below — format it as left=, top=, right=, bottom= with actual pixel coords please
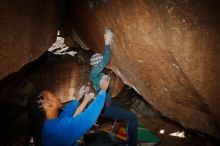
left=141, top=116, right=219, bottom=146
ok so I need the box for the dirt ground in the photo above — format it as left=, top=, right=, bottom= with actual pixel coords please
left=141, top=116, right=219, bottom=146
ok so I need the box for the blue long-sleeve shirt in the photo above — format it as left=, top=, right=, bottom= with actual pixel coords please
left=89, top=45, right=112, bottom=103
left=42, top=90, right=106, bottom=146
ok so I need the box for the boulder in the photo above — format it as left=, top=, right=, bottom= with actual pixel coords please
left=61, top=0, right=220, bottom=138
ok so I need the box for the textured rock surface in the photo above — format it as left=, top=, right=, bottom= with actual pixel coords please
left=61, top=0, right=220, bottom=138
left=26, top=50, right=123, bottom=100
left=0, top=0, right=65, bottom=80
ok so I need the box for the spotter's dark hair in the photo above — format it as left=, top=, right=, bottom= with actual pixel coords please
left=24, top=92, right=46, bottom=146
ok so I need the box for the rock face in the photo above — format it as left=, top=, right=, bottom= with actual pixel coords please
left=0, top=0, right=65, bottom=80
left=61, top=0, right=220, bottom=138
left=25, top=50, right=123, bottom=101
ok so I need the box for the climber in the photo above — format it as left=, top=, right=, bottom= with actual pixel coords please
left=24, top=75, right=110, bottom=146
left=89, top=28, right=138, bottom=146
